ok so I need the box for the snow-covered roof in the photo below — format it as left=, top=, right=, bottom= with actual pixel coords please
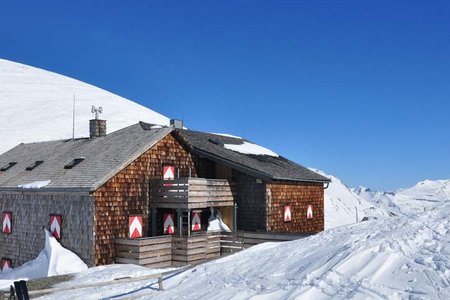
left=175, top=129, right=330, bottom=183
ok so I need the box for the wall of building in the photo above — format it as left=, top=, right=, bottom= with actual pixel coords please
left=93, top=133, right=198, bottom=265
left=233, top=170, right=267, bottom=231
left=266, top=182, right=324, bottom=233
left=0, top=191, right=94, bottom=267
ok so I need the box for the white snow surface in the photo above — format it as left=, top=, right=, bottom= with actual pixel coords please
left=212, top=133, right=242, bottom=139
left=207, top=208, right=231, bottom=232
left=224, top=141, right=279, bottom=157
left=17, top=180, right=51, bottom=189
left=0, top=230, right=87, bottom=290
left=354, top=179, right=450, bottom=216
left=0, top=59, right=170, bottom=155
left=37, top=199, right=450, bottom=299
left=37, top=264, right=173, bottom=300
left=310, top=169, right=393, bottom=229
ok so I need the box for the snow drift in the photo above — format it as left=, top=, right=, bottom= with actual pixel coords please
left=0, top=59, right=170, bottom=155
left=0, top=230, right=88, bottom=290
left=151, top=205, right=450, bottom=299
left=310, top=169, right=393, bottom=229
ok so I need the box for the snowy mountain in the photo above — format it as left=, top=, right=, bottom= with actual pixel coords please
left=354, top=179, right=450, bottom=215
left=310, top=169, right=393, bottom=229
left=0, top=59, right=170, bottom=154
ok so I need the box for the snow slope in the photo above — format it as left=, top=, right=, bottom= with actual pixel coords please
left=0, top=230, right=87, bottom=290
left=310, top=169, right=392, bottom=229
left=354, top=179, right=450, bottom=216
left=0, top=59, right=170, bottom=154
left=38, top=201, right=450, bottom=299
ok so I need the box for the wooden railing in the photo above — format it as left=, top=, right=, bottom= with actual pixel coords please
left=115, top=231, right=306, bottom=268
left=149, top=178, right=235, bottom=209
left=115, top=236, right=173, bottom=268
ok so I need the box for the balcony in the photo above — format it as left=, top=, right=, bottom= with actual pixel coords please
left=149, top=178, right=235, bottom=209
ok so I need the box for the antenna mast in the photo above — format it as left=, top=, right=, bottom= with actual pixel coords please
left=72, top=92, right=76, bottom=139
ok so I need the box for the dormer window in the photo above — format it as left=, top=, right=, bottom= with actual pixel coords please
left=64, top=158, right=84, bottom=169
left=0, top=162, right=17, bottom=171
left=26, top=161, right=43, bottom=171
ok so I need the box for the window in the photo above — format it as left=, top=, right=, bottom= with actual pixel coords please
left=26, top=160, right=44, bottom=171
left=0, top=162, right=16, bottom=171
left=64, top=158, right=84, bottom=169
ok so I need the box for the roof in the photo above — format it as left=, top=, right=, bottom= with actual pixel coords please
left=174, top=129, right=330, bottom=183
left=0, top=122, right=329, bottom=191
left=0, top=124, right=172, bottom=191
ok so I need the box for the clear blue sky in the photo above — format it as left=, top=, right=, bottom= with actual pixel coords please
left=1, top=1, right=449, bottom=190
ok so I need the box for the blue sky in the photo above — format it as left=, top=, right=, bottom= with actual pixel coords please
left=1, top=1, right=449, bottom=190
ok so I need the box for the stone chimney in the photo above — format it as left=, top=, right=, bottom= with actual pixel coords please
left=89, top=119, right=106, bottom=138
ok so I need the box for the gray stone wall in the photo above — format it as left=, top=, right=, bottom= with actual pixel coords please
left=0, top=190, right=94, bottom=268
left=233, top=170, right=267, bottom=231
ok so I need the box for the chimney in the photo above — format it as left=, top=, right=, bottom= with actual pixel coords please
left=89, top=119, right=106, bottom=138
left=170, top=119, right=183, bottom=129
left=90, top=106, right=106, bottom=138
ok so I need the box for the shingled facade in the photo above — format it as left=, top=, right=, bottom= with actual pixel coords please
left=0, top=121, right=329, bottom=267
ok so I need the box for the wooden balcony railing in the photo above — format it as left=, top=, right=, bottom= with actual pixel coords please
left=149, top=178, right=235, bottom=209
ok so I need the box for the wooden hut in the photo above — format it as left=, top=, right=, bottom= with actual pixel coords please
left=0, top=119, right=330, bottom=268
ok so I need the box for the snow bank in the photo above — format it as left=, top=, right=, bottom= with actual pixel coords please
left=224, top=141, right=278, bottom=157
left=0, top=230, right=87, bottom=290
left=140, top=204, right=450, bottom=299
left=310, top=169, right=392, bottom=229
left=17, top=180, right=51, bottom=189
left=207, top=208, right=231, bottom=232
left=37, top=203, right=450, bottom=299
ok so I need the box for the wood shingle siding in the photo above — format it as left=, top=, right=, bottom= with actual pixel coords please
left=0, top=191, right=94, bottom=267
left=266, top=182, right=324, bottom=233
left=93, top=134, right=197, bottom=265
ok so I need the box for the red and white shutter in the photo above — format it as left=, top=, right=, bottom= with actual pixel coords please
left=191, top=211, right=201, bottom=232
left=49, top=214, right=62, bottom=240
left=163, top=213, right=175, bottom=235
left=2, top=212, right=12, bottom=234
left=284, top=205, right=292, bottom=222
left=163, top=165, right=175, bottom=181
left=129, top=215, right=143, bottom=238
left=307, top=205, right=313, bottom=219
left=1, top=258, right=12, bottom=272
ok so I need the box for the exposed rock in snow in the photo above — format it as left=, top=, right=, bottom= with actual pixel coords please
left=224, top=141, right=278, bottom=157
left=17, top=180, right=51, bottom=189
left=0, top=59, right=170, bottom=155
left=0, top=230, right=88, bottom=290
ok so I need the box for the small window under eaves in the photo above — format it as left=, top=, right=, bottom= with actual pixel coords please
left=64, top=158, right=84, bottom=169
left=1, top=162, right=17, bottom=171
left=26, top=160, right=44, bottom=171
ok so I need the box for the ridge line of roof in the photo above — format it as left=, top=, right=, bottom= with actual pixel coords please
left=90, top=127, right=173, bottom=191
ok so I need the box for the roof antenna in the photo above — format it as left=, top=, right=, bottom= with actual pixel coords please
left=91, top=105, right=103, bottom=120
left=72, top=92, right=76, bottom=139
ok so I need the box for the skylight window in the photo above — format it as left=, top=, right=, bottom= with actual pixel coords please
left=64, top=158, right=84, bottom=169
left=1, top=162, right=17, bottom=171
left=26, top=160, right=44, bottom=171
